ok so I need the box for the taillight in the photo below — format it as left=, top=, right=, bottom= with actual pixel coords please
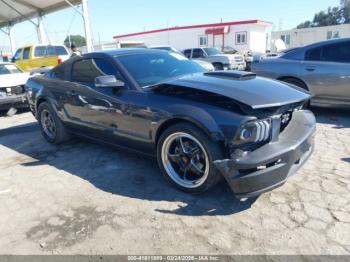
left=58, top=58, right=62, bottom=64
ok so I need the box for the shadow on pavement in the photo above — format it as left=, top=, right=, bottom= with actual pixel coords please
left=311, top=106, right=350, bottom=129
left=342, top=158, right=350, bottom=164
left=0, top=122, right=257, bottom=217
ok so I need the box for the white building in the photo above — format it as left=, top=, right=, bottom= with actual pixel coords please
left=113, top=20, right=272, bottom=53
left=272, top=24, right=350, bottom=50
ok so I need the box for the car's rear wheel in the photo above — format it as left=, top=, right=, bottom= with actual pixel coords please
left=37, top=102, right=70, bottom=144
left=281, top=78, right=310, bottom=108
left=157, top=123, right=224, bottom=193
left=281, top=77, right=308, bottom=90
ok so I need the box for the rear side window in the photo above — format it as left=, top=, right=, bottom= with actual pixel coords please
left=72, top=58, right=116, bottom=83
left=22, top=47, right=31, bottom=60
left=323, top=42, right=350, bottom=63
left=305, top=42, right=350, bottom=63
left=34, top=46, right=47, bottom=57
left=183, top=49, right=192, bottom=58
left=55, top=46, right=68, bottom=55
left=47, top=46, right=56, bottom=56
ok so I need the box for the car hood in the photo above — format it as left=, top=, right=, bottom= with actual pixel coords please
left=153, top=71, right=311, bottom=109
left=0, top=73, right=30, bottom=88
left=211, top=54, right=243, bottom=59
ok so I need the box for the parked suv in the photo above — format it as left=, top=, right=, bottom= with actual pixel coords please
left=251, top=38, right=350, bottom=108
left=12, top=44, right=70, bottom=72
left=183, top=47, right=246, bottom=71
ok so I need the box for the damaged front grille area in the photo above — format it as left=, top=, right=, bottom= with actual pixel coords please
left=0, top=85, right=25, bottom=96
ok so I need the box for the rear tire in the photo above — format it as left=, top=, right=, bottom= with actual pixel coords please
left=37, top=102, right=71, bottom=144
left=157, top=123, right=224, bottom=194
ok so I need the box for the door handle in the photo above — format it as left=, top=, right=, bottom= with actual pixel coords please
left=306, top=68, right=315, bottom=72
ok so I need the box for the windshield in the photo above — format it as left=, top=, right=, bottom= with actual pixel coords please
left=203, top=48, right=222, bottom=56
left=0, top=64, right=22, bottom=75
left=116, top=52, right=205, bottom=87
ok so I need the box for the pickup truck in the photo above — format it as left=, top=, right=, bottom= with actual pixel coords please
left=183, top=47, right=246, bottom=71
left=0, top=62, right=29, bottom=115
left=12, top=44, right=70, bottom=72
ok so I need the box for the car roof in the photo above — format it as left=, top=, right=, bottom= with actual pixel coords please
left=96, top=48, right=168, bottom=57
left=304, top=37, right=350, bottom=49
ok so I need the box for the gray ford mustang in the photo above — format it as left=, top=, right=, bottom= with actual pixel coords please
left=25, top=48, right=315, bottom=198
left=251, top=38, right=350, bottom=108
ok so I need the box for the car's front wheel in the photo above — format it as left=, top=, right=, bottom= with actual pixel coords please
left=37, top=102, right=71, bottom=144
left=157, top=123, right=224, bottom=193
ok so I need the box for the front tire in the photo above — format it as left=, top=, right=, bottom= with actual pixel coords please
left=37, top=102, right=71, bottom=144
left=157, top=123, right=224, bottom=194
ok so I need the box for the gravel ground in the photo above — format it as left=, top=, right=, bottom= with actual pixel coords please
left=0, top=108, right=349, bottom=255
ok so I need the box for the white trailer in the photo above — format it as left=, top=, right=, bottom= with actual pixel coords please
left=272, top=24, right=350, bottom=51
left=113, top=20, right=272, bottom=54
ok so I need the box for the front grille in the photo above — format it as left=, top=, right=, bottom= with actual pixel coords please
left=9, top=85, right=25, bottom=95
left=255, top=120, right=271, bottom=142
left=280, top=111, right=293, bottom=132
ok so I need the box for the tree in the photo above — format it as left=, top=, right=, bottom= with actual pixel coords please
left=341, top=0, right=350, bottom=23
left=297, top=20, right=312, bottom=29
left=296, top=1, right=347, bottom=28
left=64, top=35, right=86, bottom=48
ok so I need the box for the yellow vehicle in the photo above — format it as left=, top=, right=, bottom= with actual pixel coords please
left=12, top=45, right=70, bottom=72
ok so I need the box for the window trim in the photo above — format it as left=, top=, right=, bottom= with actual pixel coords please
left=235, top=31, right=247, bottom=45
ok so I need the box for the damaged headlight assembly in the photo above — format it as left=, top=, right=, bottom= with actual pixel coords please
left=234, top=119, right=271, bottom=145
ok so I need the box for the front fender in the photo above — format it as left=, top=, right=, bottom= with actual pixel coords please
left=154, top=103, right=251, bottom=145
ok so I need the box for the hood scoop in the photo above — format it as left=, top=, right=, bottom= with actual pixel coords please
left=204, top=71, right=256, bottom=81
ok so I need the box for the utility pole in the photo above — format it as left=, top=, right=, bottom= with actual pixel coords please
left=81, top=0, right=93, bottom=52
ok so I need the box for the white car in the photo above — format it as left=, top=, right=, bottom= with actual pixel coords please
left=150, top=46, right=214, bottom=71
left=0, top=63, right=30, bottom=115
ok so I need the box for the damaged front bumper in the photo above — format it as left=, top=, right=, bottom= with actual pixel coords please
left=214, top=110, right=316, bottom=198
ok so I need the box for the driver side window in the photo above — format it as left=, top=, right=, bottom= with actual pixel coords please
left=192, top=49, right=204, bottom=58
left=71, top=58, right=120, bottom=85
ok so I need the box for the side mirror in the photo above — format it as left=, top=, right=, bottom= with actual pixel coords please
left=95, top=75, right=124, bottom=88
left=11, top=57, right=16, bottom=63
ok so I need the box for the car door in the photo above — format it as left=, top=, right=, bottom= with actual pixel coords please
left=65, top=57, right=153, bottom=151
left=15, top=47, right=31, bottom=72
left=301, top=41, right=350, bottom=100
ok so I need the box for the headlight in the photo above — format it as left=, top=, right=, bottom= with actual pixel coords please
left=204, top=63, right=215, bottom=71
left=234, top=119, right=271, bottom=145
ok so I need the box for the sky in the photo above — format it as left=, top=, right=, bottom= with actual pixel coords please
left=0, top=0, right=339, bottom=51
